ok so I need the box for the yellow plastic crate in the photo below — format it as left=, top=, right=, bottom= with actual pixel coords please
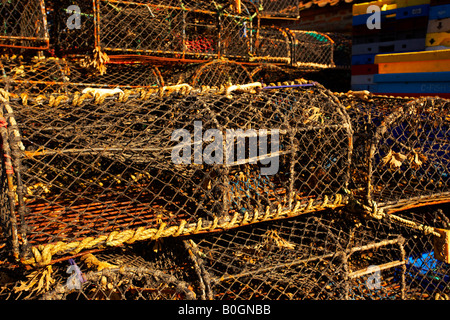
left=374, top=49, right=450, bottom=63
left=426, top=32, right=450, bottom=47
left=353, top=0, right=430, bottom=16
left=378, top=59, right=450, bottom=73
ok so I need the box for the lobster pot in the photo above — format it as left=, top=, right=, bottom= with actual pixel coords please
left=257, top=0, right=300, bottom=18
left=54, top=0, right=255, bottom=60
left=249, top=64, right=296, bottom=85
left=188, top=210, right=408, bottom=300
left=0, top=0, right=49, bottom=50
left=189, top=60, right=252, bottom=87
left=0, top=83, right=351, bottom=265
left=0, top=56, right=71, bottom=96
left=0, top=56, right=164, bottom=97
left=39, top=242, right=199, bottom=300
left=66, top=62, right=165, bottom=91
left=344, top=95, right=450, bottom=211
left=252, top=27, right=291, bottom=64
left=288, top=30, right=335, bottom=69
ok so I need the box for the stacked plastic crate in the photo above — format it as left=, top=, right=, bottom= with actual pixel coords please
left=370, top=0, right=450, bottom=97
left=425, top=0, right=450, bottom=50
left=373, top=49, right=450, bottom=97
left=351, top=0, right=430, bottom=91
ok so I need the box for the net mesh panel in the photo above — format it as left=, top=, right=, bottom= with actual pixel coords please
left=66, top=62, right=165, bottom=90
left=325, top=32, right=351, bottom=68
left=190, top=60, right=253, bottom=87
left=0, top=83, right=352, bottom=265
left=1, top=204, right=449, bottom=300
left=54, top=0, right=256, bottom=60
left=257, top=0, right=300, bottom=18
left=288, top=30, right=335, bottom=69
left=387, top=204, right=450, bottom=299
left=39, top=240, right=199, bottom=300
left=0, top=56, right=164, bottom=96
left=54, top=0, right=96, bottom=55
left=159, top=63, right=201, bottom=86
left=189, top=210, right=401, bottom=300
left=341, top=94, right=450, bottom=211
left=249, top=64, right=297, bottom=85
left=219, top=12, right=253, bottom=59
left=0, top=0, right=49, bottom=50
left=0, top=56, right=70, bottom=96
left=252, top=27, right=291, bottom=64
left=187, top=204, right=450, bottom=300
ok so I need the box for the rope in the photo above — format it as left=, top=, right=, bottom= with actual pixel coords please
left=360, top=200, right=441, bottom=238
left=21, top=194, right=347, bottom=267
left=81, top=253, right=118, bottom=271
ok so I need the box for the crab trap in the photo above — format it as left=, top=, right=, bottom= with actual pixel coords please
left=10, top=203, right=445, bottom=300
left=341, top=94, right=450, bottom=213
left=0, top=0, right=49, bottom=50
left=288, top=30, right=335, bottom=69
left=184, top=203, right=450, bottom=300
left=0, top=55, right=164, bottom=96
left=0, top=82, right=352, bottom=266
left=251, top=26, right=291, bottom=64
left=189, top=59, right=253, bottom=87
left=187, top=209, right=409, bottom=300
left=256, top=0, right=300, bottom=18
left=53, top=0, right=258, bottom=61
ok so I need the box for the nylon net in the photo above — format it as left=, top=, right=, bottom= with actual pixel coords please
left=0, top=82, right=352, bottom=266
left=256, top=0, right=300, bottom=18
left=53, top=0, right=257, bottom=61
left=1, top=203, right=447, bottom=300
left=288, top=30, right=335, bottom=69
left=0, top=55, right=70, bottom=96
left=0, top=0, right=49, bottom=50
left=0, top=55, right=164, bottom=96
left=190, top=60, right=253, bottom=87
left=340, top=93, right=450, bottom=212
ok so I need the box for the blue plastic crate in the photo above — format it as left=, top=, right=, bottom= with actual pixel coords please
left=353, top=4, right=429, bottom=25
left=352, top=53, right=377, bottom=65
left=429, top=4, right=450, bottom=19
left=406, top=251, right=450, bottom=293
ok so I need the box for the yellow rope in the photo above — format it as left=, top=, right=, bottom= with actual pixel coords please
left=81, top=253, right=118, bottom=271
left=20, top=194, right=347, bottom=267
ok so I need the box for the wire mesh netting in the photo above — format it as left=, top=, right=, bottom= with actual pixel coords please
left=66, top=61, right=165, bottom=90
left=0, top=0, right=49, bottom=50
left=54, top=0, right=257, bottom=61
left=0, top=82, right=352, bottom=266
left=251, top=26, right=291, bottom=64
left=288, top=30, right=335, bottom=69
left=40, top=241, right=199, bottom=300
left=190, top=60, right=253, bottom=87
left=340, top=93, right=450, bottom=212
left=325, top=32, right=351, bottom=69
left=2, top=203, right=447, bottom=300
left=185, top=204, right=450, bottom=300
left=256, top=0, right=300, bottom=18
left=0, top=55, right=164, bottom=96
left=0, top=55, right=71, bottom=96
